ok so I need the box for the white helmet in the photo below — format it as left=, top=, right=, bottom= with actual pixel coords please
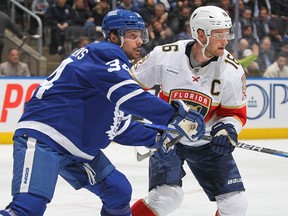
left=190, top=6, right=235, bottom=45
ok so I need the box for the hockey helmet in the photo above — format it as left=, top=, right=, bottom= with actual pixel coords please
left=102, top=9, right=149, bottom=43
left=190, top=6, right=235, bottom=45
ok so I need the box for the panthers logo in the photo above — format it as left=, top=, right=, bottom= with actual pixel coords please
left=168, top=89, right=212, bottom=118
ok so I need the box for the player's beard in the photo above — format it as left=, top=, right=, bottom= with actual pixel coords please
left=126, top=48, right=141, bottom=61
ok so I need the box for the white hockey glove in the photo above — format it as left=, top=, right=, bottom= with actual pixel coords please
left=169, top=100, right=205, bottom=141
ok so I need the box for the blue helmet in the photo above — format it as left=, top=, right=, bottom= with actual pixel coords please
left=102, top=9, right=149, bottom=43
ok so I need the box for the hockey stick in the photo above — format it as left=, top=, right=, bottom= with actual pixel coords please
left=227, top=137, right=288, bottom=158
left=137, top=123, right=198, bottom=161
left=136, top=133, right=184, bottom=162
left=137, top=123, right=288, bottom=161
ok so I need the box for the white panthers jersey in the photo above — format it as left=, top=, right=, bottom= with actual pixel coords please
left=131, top=40, right=247, bottom=147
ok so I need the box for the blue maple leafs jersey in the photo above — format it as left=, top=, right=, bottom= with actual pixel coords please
left=14, top=41, right=175, bottom=161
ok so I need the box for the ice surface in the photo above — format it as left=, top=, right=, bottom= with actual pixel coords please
left=1, top=139, right=288, bottom=215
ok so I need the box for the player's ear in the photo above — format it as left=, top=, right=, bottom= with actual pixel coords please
left=109, top=32, right=120, bottom=44
left=197, top=29, right=206, bottom=43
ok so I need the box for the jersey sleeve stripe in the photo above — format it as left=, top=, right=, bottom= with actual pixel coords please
left=16, top=121, right=95, bottom=160
left=107, top=79, right=139, bottom=100
left=116, top=89, right=144, bottom=107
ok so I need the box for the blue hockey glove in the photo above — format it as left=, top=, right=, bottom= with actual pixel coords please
left=169, top=100, right=205, bottom=141
left=210, top=122, right=238, bottom=155
left=150, top=132, right=176, bottom=159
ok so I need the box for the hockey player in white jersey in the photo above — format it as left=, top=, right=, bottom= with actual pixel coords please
left=130, top=5, right=248, bottom=216
left=0, top=9, right=206, bottom=216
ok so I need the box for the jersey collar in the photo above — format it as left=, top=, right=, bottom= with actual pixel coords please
left=185, top=41, right=218, bottom=68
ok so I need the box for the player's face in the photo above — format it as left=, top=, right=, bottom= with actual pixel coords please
left=122, top=30, right=143, bottom=60
left=205, top=29, right=229, bottom=57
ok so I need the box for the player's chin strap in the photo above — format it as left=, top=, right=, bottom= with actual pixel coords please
left=119, top=36, right=124, bottom=47
left=136, top=123, right=288, bottom=162
left=196, top=36, right=212, bottom=60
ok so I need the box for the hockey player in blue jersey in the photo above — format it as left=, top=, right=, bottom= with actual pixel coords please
left=0, top=9, right=206, bottom=216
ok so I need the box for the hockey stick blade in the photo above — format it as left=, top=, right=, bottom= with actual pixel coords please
left=136, top=134, right=184, bottom=162
left=136, top=150, right=155, bottom=162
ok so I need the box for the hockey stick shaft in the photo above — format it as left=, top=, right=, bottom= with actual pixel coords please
left=230, top=139, right=288, bottom=158
left=137, top=132, right=288, bottom=161
left=139, top=123, right=288, bottom=159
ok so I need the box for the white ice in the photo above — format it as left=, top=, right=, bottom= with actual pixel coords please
left=1, top=139, right=288, bottom=216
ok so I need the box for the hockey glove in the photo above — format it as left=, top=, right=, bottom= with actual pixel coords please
left=150, top=132, right=176, bottom=159
left=169, top=100, right=205, bottom=141
left=210, top=122, right=238, bottom=155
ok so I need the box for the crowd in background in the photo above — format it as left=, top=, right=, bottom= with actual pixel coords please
left=0, top=0, right=287, bottom=77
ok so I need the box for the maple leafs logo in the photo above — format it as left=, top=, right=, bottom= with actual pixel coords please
left=106, top=107, right=131, bottom=140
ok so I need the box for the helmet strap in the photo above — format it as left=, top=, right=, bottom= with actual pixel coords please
left=195, top=29, right=212, bottom=60
left=198, top=35, right=212, bottom=60
left=120, top=36, right=124, bottom=47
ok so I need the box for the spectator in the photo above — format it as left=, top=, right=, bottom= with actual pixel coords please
left=237, top=38, right=250, bottom=59
left=254, top=6, right=278, bottom=40
left=87, top=0, right=98, bottom=9
left=72, top=36, right=90, bottom=52
left=117, top=0, right=139, bottom=12
left=143, top=19, right=176, bottom=53
left=29, top=0, right=50, bottom=45
left=219, top=0, right=234, bottom=19
left=234, top=5, right=249, bottom=37
left=133, top=0, right=145, bottom=9
left=192, top=0, right=204, bottom=9
left=263, top=52, right=288, bottom=78
left=176, top=21, right=192, bottom=40
left=238, top=44, right=260, bottom=76
left=172, top=0, right=192, bottom=10
left=153, top=3, right=168, bottom=26
left=270, top=0, right=288, bottom=21
left=283, top=26, right=288, bottom=43
left=0, top=11, right=25, bottom=63
left=71, top=0, right=95, bottom=27
left=236, top=6, right=259, bottom=43
left=158, top=0, right=171, bottom=12
left=138, top=0, right=155, bottom=23
left=77, top=36, right=90, bottom=47
left=256, top=36, right=275, bottom=73
left=246, top=0, right=272, bottom=18
left=91, top=0, right=110, bottom=27
left=266, top=23, right=283, bottom=53
left=45, top=0, right=73, bottom=55
left=0, top=48, right=31, bottom=76
left=237, top=0, right=246, bottom=14
left=169, top=6, right=192, bottom=35
left=241, top=24, right=259, bottom=46
left=280, top=41, right=288, bottom=56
